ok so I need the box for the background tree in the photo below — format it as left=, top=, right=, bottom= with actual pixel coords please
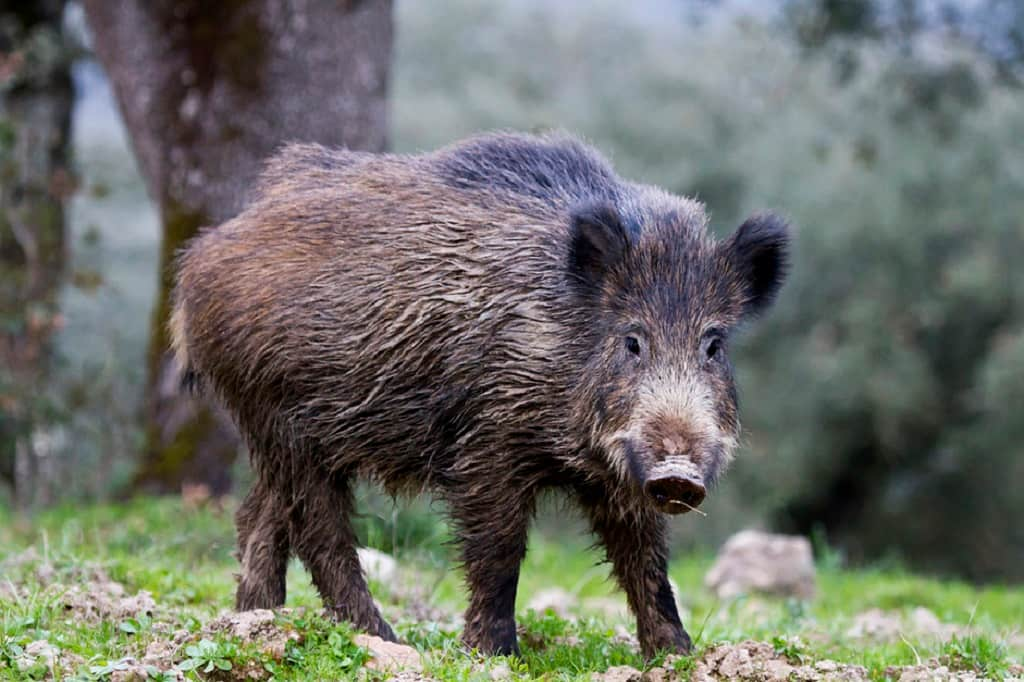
left=81, top=0, right=393, bottom=495
left=0, top=0, right=75, bottom=508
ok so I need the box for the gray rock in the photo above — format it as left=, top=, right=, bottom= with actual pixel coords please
left=704, top=530, right=816, bottom=599
left=355, top=633, right=422, bottom=672
left=358, top=547, right=398, bottom=584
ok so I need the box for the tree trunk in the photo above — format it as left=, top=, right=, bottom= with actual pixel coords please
left=81, top=0, right=392, bottom=496
left=0, top=0, right=74, bottom=508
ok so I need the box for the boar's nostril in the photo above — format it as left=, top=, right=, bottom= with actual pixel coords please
left=644, top=476, right=707, bottom=514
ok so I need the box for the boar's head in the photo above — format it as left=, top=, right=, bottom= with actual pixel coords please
left=568, top=200, right=789, bottom=514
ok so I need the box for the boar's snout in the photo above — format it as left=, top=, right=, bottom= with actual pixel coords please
left=644, top=474, right=706, bottom=514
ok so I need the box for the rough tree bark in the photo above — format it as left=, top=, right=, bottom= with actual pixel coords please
left=0, top=0, right=74, bottom=508
left=81, top=0, right=393, bottom=495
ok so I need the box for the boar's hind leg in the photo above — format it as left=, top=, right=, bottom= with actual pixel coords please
left=235, top=478, right=289, bottom=610
left=580, top=490, right=692, bottom=658
left=290, top=472, right=396, bottom=641
left=452, top=494, right=534, bottom=657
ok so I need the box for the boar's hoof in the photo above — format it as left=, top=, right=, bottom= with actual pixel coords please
left=642, top=625, right=693, bottom=658
left=463, top=617, right=520, bottom=657
left=325, top=608, right=398, bottom=643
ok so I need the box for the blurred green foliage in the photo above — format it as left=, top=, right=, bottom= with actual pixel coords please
left=393, top=0, right=1024, bottom=580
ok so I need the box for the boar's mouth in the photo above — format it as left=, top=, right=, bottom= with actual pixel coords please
left=643, top=461, right=707, bottom=515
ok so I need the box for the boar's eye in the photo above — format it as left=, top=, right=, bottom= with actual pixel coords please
left=706, top=338, right=722, bottom=360
left=624, top=335, right=642, bottom=357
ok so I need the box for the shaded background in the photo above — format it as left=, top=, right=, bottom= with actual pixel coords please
left=2, top=0, right=1022, bottom=582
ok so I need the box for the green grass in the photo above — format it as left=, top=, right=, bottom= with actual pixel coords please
left=1, top=498, right=1021, bottom=681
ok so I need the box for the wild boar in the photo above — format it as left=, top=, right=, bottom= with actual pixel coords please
left=170, top=131, right=789, bottom=657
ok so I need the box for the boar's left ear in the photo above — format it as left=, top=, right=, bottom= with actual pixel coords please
left=723, top=212, right=790, bottom=317
left=567, top=202, right=631, bottom=295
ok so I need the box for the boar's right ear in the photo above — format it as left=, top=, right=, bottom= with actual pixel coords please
left=567, top=202, right=630, bottom=294
left=724, top=212, right=790, bottom=317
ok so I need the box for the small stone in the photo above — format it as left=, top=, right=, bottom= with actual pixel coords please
left=644, top=657, right=689, bottom=682
left=25, top=640, right=58, bottom=662
left=694, top=640, right=869, bottom=681
left=204, top=609, right=301, bottom=662
left=111, top=665, right=185, bottom=682
left=16, top=640, right=59, bottom=671
left=716, top=642, right=759, bottom=678
left=354, top=633, right=422, bottom=672
left=643, top=667, right=668, bottom=682
left=208, top=609, right=276, bottom=640
left=762, top=657, right=795, bottom=680
left=358, top=547, right=398, bottom=583
left=60, top=580, right=156, bottom=623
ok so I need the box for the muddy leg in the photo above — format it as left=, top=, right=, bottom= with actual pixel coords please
left=290, top=473, right=395, bottom=640
left=452, top=492, right=534, bottom=656
left=235, top=478, right=289, bottom=610
left=578, top=487, right=691, bottom=658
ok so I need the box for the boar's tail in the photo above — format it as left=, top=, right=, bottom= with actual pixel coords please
left=168, top=292, right=202, bottom=394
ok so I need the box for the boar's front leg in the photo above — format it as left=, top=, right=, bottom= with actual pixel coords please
left=451, top=490, right=534, bottom=656
left=579, top=488, right=692, bottom=658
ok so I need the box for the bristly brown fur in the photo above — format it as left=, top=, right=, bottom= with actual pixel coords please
left=170, top=131, right=789, bottom=658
